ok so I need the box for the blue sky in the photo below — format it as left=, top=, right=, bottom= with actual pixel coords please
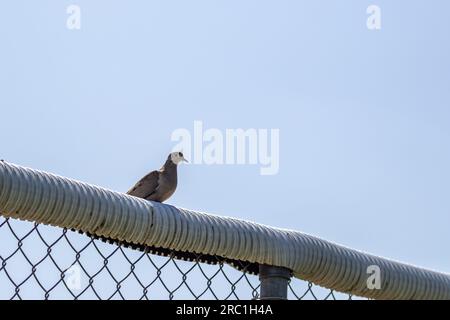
left=1, top=0, right=450, bottom=284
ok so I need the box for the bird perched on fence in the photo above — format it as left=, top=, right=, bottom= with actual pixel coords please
left=126, top=152, right=188, bottom=203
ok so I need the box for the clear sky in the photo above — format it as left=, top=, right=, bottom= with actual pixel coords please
left=1, top=0, right=449, bottom=291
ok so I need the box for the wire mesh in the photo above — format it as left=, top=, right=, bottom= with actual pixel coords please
left=0, top=216, right=353, bottom=300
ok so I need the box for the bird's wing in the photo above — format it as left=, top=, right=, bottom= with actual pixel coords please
left=126, top=170, right=160, bottom=199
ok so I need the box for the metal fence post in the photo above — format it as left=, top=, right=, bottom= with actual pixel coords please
left=258, top=264, right=291, bottom=300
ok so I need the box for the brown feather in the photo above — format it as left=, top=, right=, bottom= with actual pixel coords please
left=126, top=155, right=179, bottom=202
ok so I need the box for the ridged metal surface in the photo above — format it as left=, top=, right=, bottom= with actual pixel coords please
left=0, top=161, right=449, bottom=299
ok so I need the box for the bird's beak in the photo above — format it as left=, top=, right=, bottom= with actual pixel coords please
left=183, top=157, right=189, bottom=163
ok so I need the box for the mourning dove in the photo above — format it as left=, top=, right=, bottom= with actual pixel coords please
left=127, top=152, right=188, bottom=202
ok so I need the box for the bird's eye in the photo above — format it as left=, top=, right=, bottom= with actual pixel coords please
left=179, top=152, right=183, bottom=157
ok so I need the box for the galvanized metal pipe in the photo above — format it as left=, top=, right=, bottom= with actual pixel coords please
left=0, top=161, right=449, bottom=299
left=259, top=265, right=291, bottom=300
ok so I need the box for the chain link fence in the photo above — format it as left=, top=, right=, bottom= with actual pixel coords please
left=0, top=217, right=353, bottom=300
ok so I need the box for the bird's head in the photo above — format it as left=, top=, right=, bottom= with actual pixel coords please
left=169, top=151, right=188, bottom=165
